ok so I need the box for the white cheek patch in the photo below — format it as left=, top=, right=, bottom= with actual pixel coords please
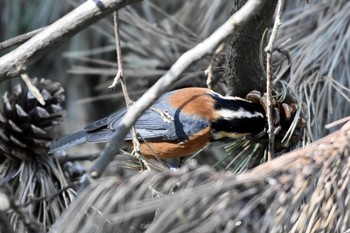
left=209, top=91, right=246, bottom=101
left=217, top=108, right=264, bottom=120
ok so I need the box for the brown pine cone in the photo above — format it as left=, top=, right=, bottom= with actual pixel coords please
left=0, top=78, right=65, bottom=161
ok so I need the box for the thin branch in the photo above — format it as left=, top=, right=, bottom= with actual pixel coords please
left=0, top=0, right=140, bottom=81
left=21, top=181, right=80, bottom=208
left=11, top=200, right=44, bottom=233
left=264, top=0, right=284, bottom=160
left=108, top=11, right=125, bottom=90
left=84, top=0, right=275, bottom=184
left=109, top=11, right=150, bottom=171
left=56, top=153, right=99, bottom=163
left=0, top=27, right=46, bottom=51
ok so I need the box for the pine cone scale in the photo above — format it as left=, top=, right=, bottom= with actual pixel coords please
left=0, top=78, right=65, bottom=161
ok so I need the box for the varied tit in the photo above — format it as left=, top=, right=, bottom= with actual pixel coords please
left=50, top=87, right=266, bottom=159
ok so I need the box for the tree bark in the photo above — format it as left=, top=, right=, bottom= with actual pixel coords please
left=225, top=0, right=278, bottom=97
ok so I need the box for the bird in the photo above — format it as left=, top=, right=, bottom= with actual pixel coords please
left=50, top=87, right=266, bottom=159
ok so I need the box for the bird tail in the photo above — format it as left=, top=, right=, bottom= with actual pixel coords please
left=49, top=130, right=87, bottom=153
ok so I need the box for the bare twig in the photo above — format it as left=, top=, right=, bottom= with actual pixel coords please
left=0, top=0, right=140, bottom=81
left=135, top=133, right=170, bottom=169
left=109, top=11, right=149, bottom=170
left=56, top=153, right=99, bottom=163
left=108, top=11, right=125, bottom=90
left=0, top=27, right=46, bottom=51
left=20, top=72, right=45, bottom=106
left=21, top=181, right=79, bottom=208
left=264, top=0, right=284, bottom=160
left=83, top=0, right=274, bottom=184
left=3, top=187, right=45, bottom=233
left=11, top=202, right=44, bottom=233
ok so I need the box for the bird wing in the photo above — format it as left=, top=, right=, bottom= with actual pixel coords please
left=82, top=108, right=184, bottom=143
left=110, top=109, right=183, bottom=141
left=84, top=109, right=125, bottom=131
left=50, top=88, right=212, bottom=153
left=85, top=91, right=210, bottom=143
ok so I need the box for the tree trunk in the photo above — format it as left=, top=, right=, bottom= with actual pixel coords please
left=224, top=0, right=278, bottom=97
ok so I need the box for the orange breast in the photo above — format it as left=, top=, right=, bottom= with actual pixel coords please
left=139, top=127, right=211, bottom=159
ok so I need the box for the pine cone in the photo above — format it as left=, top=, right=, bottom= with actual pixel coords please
left=0, top=78, right=65, bottom=161
left=0, top=78, right=76, bottom=232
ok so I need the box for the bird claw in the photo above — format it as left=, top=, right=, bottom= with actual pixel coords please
left=245, top=90, right=262, bottom=103
left=245, top=89, right=306, bottom=151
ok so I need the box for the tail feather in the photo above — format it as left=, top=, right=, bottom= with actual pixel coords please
left=85, top=129, right=116, bottom=143
left=49, top=130, right=87, bottom=153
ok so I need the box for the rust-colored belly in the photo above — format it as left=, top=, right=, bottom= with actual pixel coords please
left=139, top=127, right=211, bottom=159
